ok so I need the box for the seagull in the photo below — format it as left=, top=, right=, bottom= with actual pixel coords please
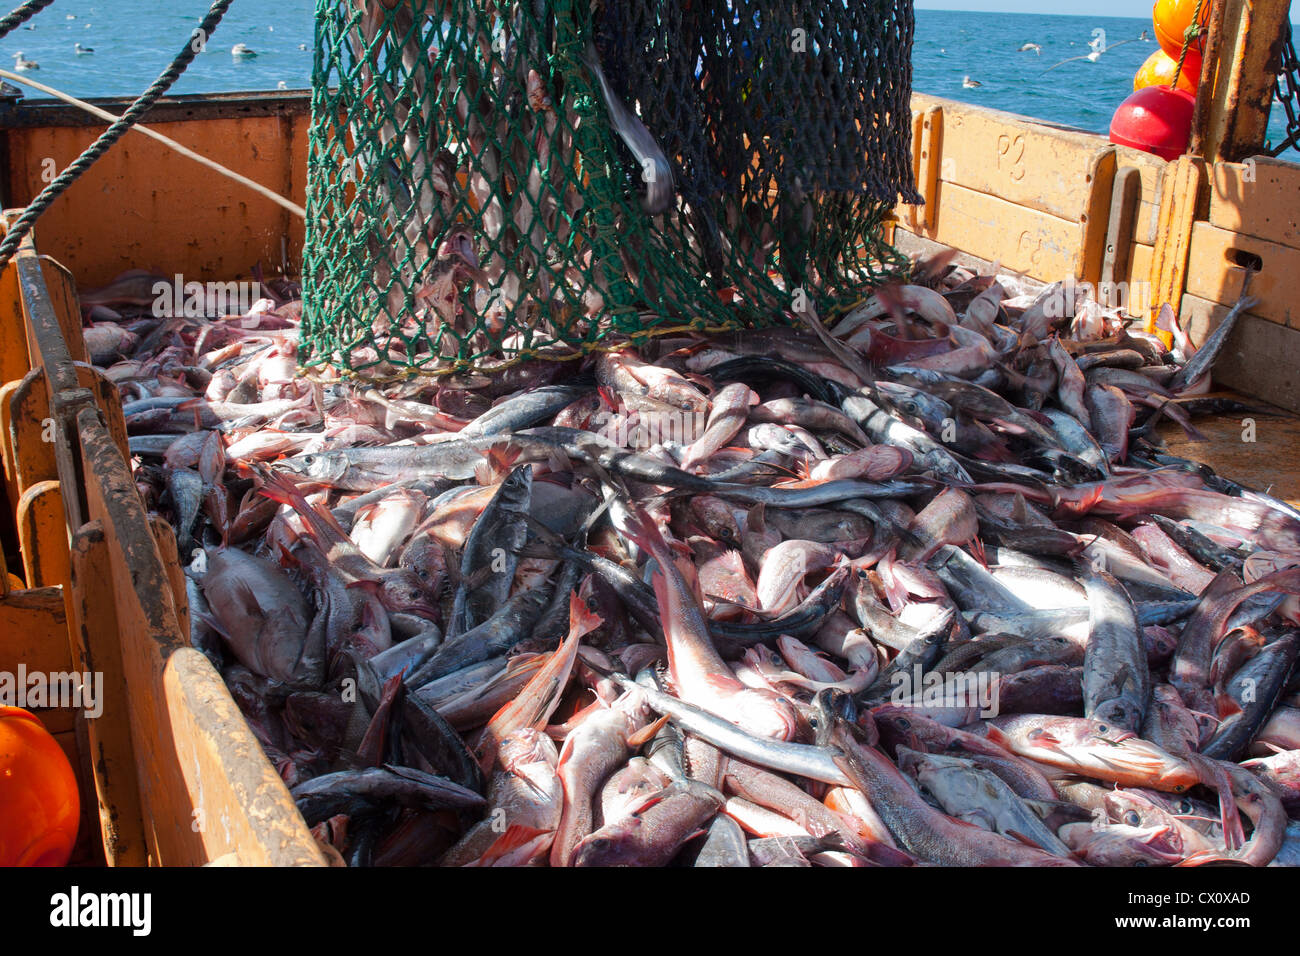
left=962, top=75, right=982, bottom=88
left=231, top=43, right=257, bottom=59
left=74, top=43, right=94, bottom=55
left=12, top=52, right=38, bottom=71
left=1019, top=42, right=1042, bottom=54
left=1044, top=35, right=1141, bottom=73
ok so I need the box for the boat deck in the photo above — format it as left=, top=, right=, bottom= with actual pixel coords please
left=1158, top=395, right=1300, bottom=507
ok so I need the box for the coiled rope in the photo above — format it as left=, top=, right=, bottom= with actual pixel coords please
left=0, top=0, right=236, bottom=268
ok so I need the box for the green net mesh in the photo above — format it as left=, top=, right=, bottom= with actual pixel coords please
left=302, top=0, right=920, bottom=379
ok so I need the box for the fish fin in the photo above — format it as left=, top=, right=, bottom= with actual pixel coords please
left=626, top=714, right=670, bottom=748
left=1025, top=728, right=1062, bottom=749
left=1003, top=829, right=1043, bottom=849
left=703, top=673, right=747, bottom=694
left=465, top=824, right=552, bottom=867
left=1213, top=692, right=1243, bottom=720
left=567, top=589, right=604, bottom=641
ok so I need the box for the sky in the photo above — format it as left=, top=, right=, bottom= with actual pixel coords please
left=913, top=0, right=1300, bottom=20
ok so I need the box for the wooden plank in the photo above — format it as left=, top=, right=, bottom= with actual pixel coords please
left=0, top=585, right=71, bottom=676
left=73, top=362, right=129, bottom=463
left=4, top=110, right=311, bottom=289
left=1208, top=156, right=1300, bottom=249
left=68, top=523, right=149, bottom=867
left=911, top=92, right=1117, bottom=225
left=1184, top=221, right=1299, bottom=326
left=1147, top=155, right=1207, bottom=335
left=1112, top=146, right=1170, bottom=247
left=149, top=514, right=190, bottom=648
left=0, top=379, right=24, bottom=514
left=7, top=367, right=57, bottom=496
left=1180, top=292, right=1300, bottom=413
left=914, top=179, right=1082, bottom=281
left=1080, top=148, right=1117, bottom=287
left=75, top=407, right=324, bottom=866
left=0, top=259, right=32, bottom=386
left=915, top=106, right=941, bottom=232
left=1194, top=0, right=1291, bottom=163
left=1159, top=403, right=1300, bottom=508
left=16, top=480, right=67, bottom=589
left=38, top=257, right=88, bottom=366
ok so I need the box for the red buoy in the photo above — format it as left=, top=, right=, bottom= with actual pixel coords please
left=1109, top=86, right=1196, bottom=161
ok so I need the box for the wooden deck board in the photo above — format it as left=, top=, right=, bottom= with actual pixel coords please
left=1157, top=396, right=1300, bottom=507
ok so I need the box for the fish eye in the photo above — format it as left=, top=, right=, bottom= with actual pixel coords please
left=1123, top=810, right=1141, bottom=827
left=897, top=718, right=911, bottom=729
left=1178, top=800, right=1193, bottom=814
left=409, top=590, right=421, bottom=600
left=1096, top=724, right=1108, bottom=733
left=1172, top=785, right=1186, bottom=793
left=302, top=455, right=315, bottom=465
left=586, top=596, right=599, bottom=610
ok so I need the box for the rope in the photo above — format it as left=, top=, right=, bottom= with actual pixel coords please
left=1170, top=0, right=1207, bottom=89
left=0, top=68, right=305, bottom=218
left=0, top=0, right=55, bottom=44
left=0, top=0, right=236, bottom=269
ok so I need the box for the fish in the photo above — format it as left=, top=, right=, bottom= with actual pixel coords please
left=100, top=242, right=1300, bottom=867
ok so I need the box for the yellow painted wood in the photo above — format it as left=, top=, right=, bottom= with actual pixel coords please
left=1180, top=292, right=1300, bottom=412
left=7, top=367, right=58, bottom=497
left=73, top=362, right=129, bottom=463
left=1112, top=146, right=1170, bottom=246
left=905, top=109, right=925, bottom=232
left=1147, top=155, right=1207, bottom=340
left=149, top=514, right=190, bottom=649
left=37, top=257, right=88, bottom=365
left=17, top=479, right=67, bottom=589
left=68, top=523, right=149, bottom=867
left=0, top=259, right=32, bottom=386
left=911, top=92, right=1117, bottom=225
left=1080, top=148, right=1117, bottom=287
left=1208, top=156, right=1300, bottom=249
left=0, top=378, right=23, bottom=511
left=897, top=179, right=1081, bottom=281
left=0, top=585, right=71, bottom=676
left=1184, top=221, right=1298, bottom=327
left=915, top=105, right=942, bottom=233
left=4, top=110, right=309, bottom=288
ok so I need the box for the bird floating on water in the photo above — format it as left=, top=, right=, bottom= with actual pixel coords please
left=12, top=52, right=38, bottom=71
left=962, top=75, right=982, bottom=88
left=231, top=44, right=257, bottom=59
left=74, top=43, right=94, bottom=55
left=1018, top=42, right=1042, bottom=54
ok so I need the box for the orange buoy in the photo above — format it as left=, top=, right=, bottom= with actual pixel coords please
left=1134, top=47, right=1199, bottom=93
left=1154, top=0, right=1211, bottom=61
left=0, top=707, right=80, bottom=866
left=1109, top=86, right=1196, bottom=161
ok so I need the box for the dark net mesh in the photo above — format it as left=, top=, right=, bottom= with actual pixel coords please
left=302, top=0, right=919, bottom=379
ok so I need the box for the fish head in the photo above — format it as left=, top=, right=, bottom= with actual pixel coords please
left=1076, top=823, right=1184, bottom=866
left=374, top=567, right=439, bottom=621
left=570, top=818, right=647, bottom=867
left=275, top=453, right=348, bottom=486
left=732, top=688, right=803, bottom=742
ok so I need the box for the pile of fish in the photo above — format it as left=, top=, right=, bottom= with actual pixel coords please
left=84, top=259, right=1300, bottom=867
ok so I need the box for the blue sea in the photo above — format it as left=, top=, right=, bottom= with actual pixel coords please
left=0, top=3, right=1294, bottom=156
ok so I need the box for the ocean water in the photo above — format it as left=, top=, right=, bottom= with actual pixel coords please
left=0, top=3, right=1293, bottom=156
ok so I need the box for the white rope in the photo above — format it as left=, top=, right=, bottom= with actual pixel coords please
left=0, top=68, right=306, bottom=219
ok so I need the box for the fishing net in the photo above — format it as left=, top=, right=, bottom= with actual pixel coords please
left=302, top=0, right=921, bottom=379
